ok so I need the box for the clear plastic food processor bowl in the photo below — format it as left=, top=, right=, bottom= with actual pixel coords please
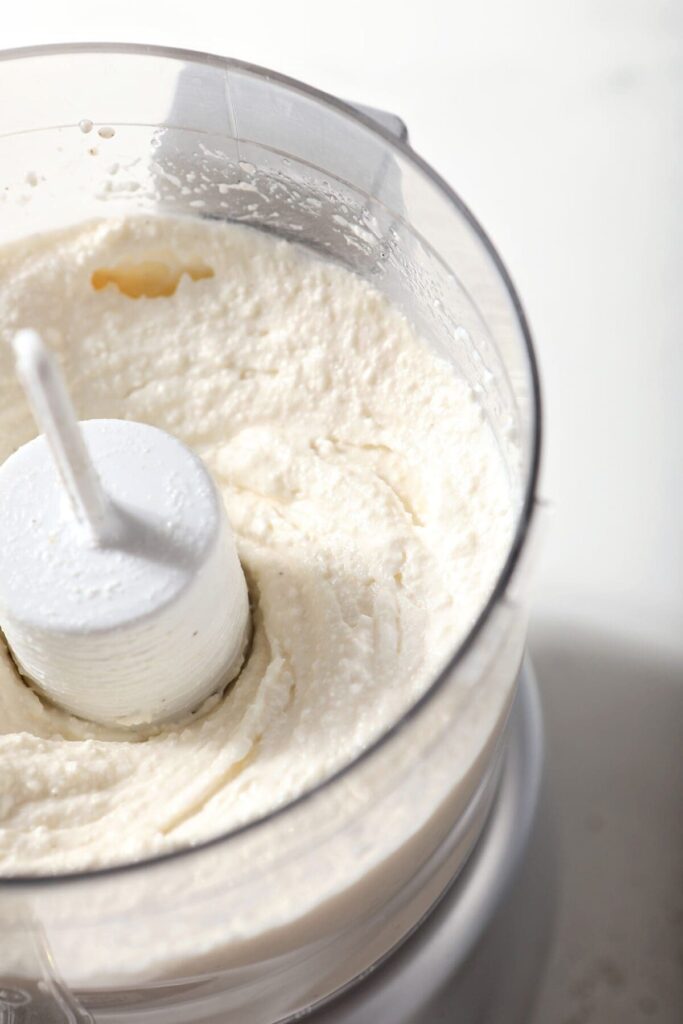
left=0, top=44, right=542, bottom=1024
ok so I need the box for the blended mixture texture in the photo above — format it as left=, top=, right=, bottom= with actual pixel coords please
left=0, top=216, right=514, bottom=874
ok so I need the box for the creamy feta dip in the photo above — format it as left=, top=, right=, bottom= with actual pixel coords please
left=0, top=216, right=514, bottom=874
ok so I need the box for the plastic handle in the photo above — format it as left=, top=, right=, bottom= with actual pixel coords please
left=12, top=330, right=114, bottom=546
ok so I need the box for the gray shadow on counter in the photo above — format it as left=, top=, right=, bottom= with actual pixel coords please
left=528, top=621, right=683, bottom=1024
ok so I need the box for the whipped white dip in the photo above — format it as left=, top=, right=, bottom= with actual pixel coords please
left=0, top=215, right=514, bottom=875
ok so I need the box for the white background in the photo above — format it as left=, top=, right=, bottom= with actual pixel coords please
left=3, top=2, right=682, bottom=1020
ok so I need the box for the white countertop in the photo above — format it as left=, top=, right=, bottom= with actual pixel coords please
left=4, top=2, right=683, bottom=1019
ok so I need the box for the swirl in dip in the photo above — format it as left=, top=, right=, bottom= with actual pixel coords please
left=0, top=216, right=513, bottom=874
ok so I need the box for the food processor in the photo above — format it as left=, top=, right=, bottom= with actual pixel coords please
left=0, top=44, right=543, bottom=1023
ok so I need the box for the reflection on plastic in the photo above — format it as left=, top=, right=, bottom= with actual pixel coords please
left=0, top=913, right=93, bottom=1023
